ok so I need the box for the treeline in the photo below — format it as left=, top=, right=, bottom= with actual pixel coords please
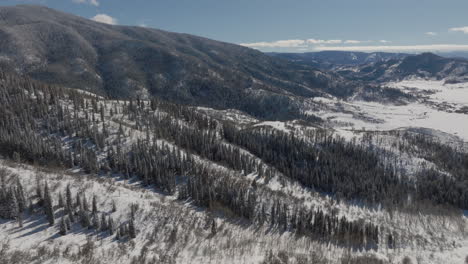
left=404, top=133, right=468, bottom=209
left=223, top=124, right=410, bottom=205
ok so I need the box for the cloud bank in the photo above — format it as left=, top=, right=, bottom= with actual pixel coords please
left=91, top=14, right=118, bottom=25
left=73, top=0, right=99, bottom=6
left=315, top=44, right=468, bottom=53
left=240, top=36, right=468, bottom=53
left=240, top=38, right=376, bottom=49
left=449, top=26, right=468, bottom=34
left=240, top=39, right=307, bottom=48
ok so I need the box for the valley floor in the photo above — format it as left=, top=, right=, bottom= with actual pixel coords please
left=308, top=78, right=468, bottom=145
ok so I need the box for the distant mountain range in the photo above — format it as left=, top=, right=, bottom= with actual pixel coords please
left=335, top=52, right=468, bottom=83
left=268, top=51, right=410, bottom=69
left=270, top=51, right=468, bottom=83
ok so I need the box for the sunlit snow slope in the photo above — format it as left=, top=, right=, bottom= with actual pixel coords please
left=309, top=79, right=468, bottom=143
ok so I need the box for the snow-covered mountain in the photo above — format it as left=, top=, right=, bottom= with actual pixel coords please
left=0, top=5, right=467, bottom=264
left=0, top=65, right=467, bottom=264
left=268, top=51, right=409, bottom=69
left=335, top=52, right=468, bottom=83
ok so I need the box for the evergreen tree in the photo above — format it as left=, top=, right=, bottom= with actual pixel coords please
left=18, top=212, right=23, bottom=228
left=92, top=213, right=100, bottom=230
left=43, top=183, right=55, bottom=226
left=60, top=216, right=67, bottom=235
left=128, top=218, right=136, bottom=239
left=7, top=189, right=19, bottom=219
left=66, top=184, right=73, bottom=209
left=67, top=204, right=75, bottom=223
left=111, top=200, right=117, bottom=213
left=82, top=194, right=89, bottom=212
left=58, top=192, right=64, bottom=208
left=211, top=219, right=217, bottom=236
left=65, top=216, right=71, bottom=230
left=76, top=193, right=82, bottom=211
left=92, top=195, right=98, bottom=214
left=15, top=178, right=26, bottom=213
left=100, top=214, right=108, bottom=231
left=108, top=217, right=114, bottom=236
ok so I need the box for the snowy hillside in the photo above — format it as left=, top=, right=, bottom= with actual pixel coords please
left=0, top=71, right=467, bottom=264
left=0, top=159, right=467, bottom=264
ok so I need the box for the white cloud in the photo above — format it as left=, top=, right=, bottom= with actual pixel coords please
left=73, top=0, right=99, bottom=6
left=91, top=14, right=118, bottom=25
left=307, top=39, right=342, bottom=44
left=449, top=26, right=468, bottom=34
left=344, top=40, right=362, bottom=44
left=240, top=39, right=306, bottom=48
left=379, top=40, right=390, bottom=43
left=425, top=32, right=437, bottom=36
left=314, top=44, right=468, bottom=53
left=240, top=38, right=367, bottom=48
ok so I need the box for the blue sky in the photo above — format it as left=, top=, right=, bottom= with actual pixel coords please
left=4, top=0, right=468, bottom=53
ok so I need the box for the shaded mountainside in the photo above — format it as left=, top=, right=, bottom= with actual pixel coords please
left=268, top=51, right=409, bottom=69
left=0, top=5, right=360, bottom=120
left=335, top=53, right=468, bottom=83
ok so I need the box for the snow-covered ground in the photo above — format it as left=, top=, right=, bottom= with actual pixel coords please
left=0, top=158, right=466, bottom=264
left=1, top=79, right=467, bottom=263
left=308, top=79, right=468, bottom=143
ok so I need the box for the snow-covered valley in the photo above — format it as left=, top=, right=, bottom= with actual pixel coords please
left=307, top=79, right=468, bottom=145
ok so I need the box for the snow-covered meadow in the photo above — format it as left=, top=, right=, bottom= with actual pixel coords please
left=308, top=79, right=468, bottom=143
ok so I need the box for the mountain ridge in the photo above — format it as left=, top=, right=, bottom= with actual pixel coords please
left=0, top=4, right=359, bottom=120
left=334, top=52, right=468, bottom=83
left=268, top=51, right=410, bottom=69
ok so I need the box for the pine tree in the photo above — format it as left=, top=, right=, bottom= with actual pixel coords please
left=100, top=214, right=108, bottom=231
left=15, top=178, right=26, bottom=213
left=43, top=183, right=55, bottom=226
left=92, top=195, right=98, bottom=214
left=60, top=217, right=67, bottom=235
left=7, top=189, right=19, bottom=219
left=76, top=193, right=82, bottom=210
left=65, top=216, right=71, bottom=230
left=36, top=180, right=43, bottom=206
left=80, top=210, right=91, bottom=228
left=92, top=213, right=100, bottom=231
left=28, top=199, right=34, bottom=215
left=67, top=204, right=75, bottom=223
left=119, top=224, right=126, bottom=237
left=18, top=212, right=23, bottom=228
left=82, top=194, right=89, bottom=212
left=108, top=217, right=114, bottom=236
left=58, top=192, right=64, bottom=208
left=111, top=200, right=117, bottom=213
left=128, top=218, right=136, bottom=239
left=211, top=219, right=217, bottom=236
left=66, top=184, right=73, bottom=209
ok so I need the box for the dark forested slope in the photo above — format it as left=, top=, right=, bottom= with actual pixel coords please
left=0, top=5, right=360, bottom=120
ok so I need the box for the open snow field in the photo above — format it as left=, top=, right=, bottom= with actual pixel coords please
left=308, top=79, right=468, bottom=143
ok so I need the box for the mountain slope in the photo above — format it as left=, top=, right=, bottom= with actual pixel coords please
left=0, top=5, right=358, bottom=120
left=0, top=69, right=466, bottom=264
